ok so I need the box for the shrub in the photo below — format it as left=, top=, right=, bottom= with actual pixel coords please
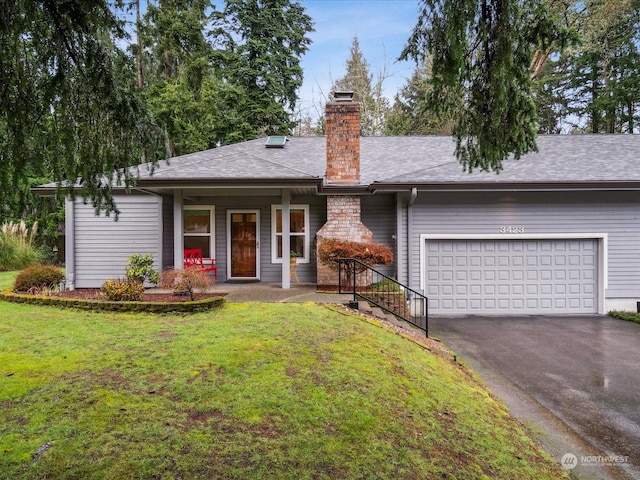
left=125, top=253, right=159, bottom=285
left=13, top=264, right=65, bottom=292
left=101, top=278, right=146, bottom=301
left=369, top=278, right=401, bottom=292
left=317, top=238, right=394, bottom=269
left=0, top=221, right=42, bottom=271
left=159, top=268, right=212, bottom=301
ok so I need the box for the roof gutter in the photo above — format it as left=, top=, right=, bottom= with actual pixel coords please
left=133, top=177, right=323, bottom=189
left=33, top=177, right=323, bottom=195
left=370, top=181, right=640, bottom=193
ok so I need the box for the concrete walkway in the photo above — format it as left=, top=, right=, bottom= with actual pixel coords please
left=152, top=282, right=353, bottom=304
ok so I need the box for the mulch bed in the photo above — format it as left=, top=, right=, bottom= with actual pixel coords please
left=53, top=289, right=225, bottom=303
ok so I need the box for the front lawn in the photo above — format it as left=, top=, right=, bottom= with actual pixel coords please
left=0, top=270, right=17, bottom=289
left=0, top=301, right=566, bottom=479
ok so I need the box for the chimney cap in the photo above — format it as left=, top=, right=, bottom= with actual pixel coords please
left=333, top=90, right=354, bottom=102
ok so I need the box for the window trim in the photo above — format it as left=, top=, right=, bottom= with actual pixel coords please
left=271, top=204, right=309, bottom=264
left=183, top=205, right=215, bottom=260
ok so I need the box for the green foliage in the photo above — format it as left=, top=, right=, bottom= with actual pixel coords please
left=13, top=265, right=65, bottom=292
left=212, top=0, right=314, bottom=137
left=385, top=61, right=453, bottom=135
left=159, top=267, right=213, bottom=301
left=0, top=0, right=163, bottom=218
left=317, top=239, right=394, bottom=270
left=369, top=278, right=402, bottom=293
left=0, top=221, right=42, bottom=271
left=125, top=253, right=159, bottom=285
left=331, top=36, right=390, bottom=136
left=400, top=0, right=574, bottom=172
left=541, top=0, right=640, bottom=134
left=609, top=310, right=640, bottom=325
left=1, top=0, right=316, bottom=226
left=141, top=0, right=217, bottom=156
left=101, top=278, right=145, bottom=302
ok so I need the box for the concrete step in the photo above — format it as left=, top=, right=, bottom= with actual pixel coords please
left=358, top=300, right=373, bottom=314
left=360, top=301, right=405, bottom=327
left=353, top=300, right=427, bottom=336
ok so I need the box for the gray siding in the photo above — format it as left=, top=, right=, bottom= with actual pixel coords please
left=162, top=195, right=174, bottom=269
left=361, top=195, right=397, bottom=278
left=402, top=191, right=640, bottom=299
left=186, top=195, right=326, bottom=283
left=73, top=195, right=162, bottom=288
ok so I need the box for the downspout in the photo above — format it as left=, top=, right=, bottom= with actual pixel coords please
left=64, top=197, right=75, bottom=290
left=395, top=194, right=404, bottom=283
left=173, top=189, right=184, bottom=269
left=281, top=189, right=291, bottom=289
left=407, top=188, right=418, bottom=289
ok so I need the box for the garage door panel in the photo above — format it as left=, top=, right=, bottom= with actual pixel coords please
left=425, top=239, right=598, bottom=314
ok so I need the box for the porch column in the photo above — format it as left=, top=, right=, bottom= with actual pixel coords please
left=281, top=189, right=291, bottom=289
left=173, top=189, right=184, bottom=269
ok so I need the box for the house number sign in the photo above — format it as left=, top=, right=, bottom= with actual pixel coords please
left=499, top=226, right=525, bottom=233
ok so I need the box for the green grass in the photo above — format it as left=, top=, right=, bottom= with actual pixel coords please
left=0, top=301, right=567, bottom=479
left=0, top=270, right=18, bottom=289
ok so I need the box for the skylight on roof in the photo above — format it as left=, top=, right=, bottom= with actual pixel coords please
left=265, top=135, right=287, bottom=148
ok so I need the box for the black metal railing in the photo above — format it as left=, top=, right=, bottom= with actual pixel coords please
left=338, top=258, right=429, bottom=337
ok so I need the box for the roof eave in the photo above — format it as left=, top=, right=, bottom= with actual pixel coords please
left=370, top=181, right=640, bottom=193
left=133, top=177, right=321, bottom=188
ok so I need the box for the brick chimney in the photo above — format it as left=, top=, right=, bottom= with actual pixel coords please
left=316, top=91, right=373, bottom=289
left=325, top=91, right=360, bottom=183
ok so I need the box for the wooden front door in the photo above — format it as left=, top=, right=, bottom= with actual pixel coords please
left=227, top=210, right=260, bottom=279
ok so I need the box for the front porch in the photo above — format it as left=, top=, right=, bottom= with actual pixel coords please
left=168, top=187, right=324, bottom=289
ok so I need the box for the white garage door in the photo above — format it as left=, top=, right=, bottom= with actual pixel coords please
left=425, top=239, right=598, bottom=314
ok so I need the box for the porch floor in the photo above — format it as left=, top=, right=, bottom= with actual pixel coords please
left=147, top=282, right=352, bottom=304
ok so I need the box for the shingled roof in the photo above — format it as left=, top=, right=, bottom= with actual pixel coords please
left=133, top=134, right=640, bottom=189
left=35, top=134, right=640, bottom=193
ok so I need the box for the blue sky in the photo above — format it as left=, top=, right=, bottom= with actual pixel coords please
left=297, top=0, right=422, bottom=117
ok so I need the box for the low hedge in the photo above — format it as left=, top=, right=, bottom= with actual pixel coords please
left=0, top=289, right=225, bottom=314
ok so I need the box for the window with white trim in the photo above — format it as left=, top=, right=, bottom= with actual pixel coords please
left=184, top=206, right=215, bottom=258
left=271, top=204, right=309, bottom=263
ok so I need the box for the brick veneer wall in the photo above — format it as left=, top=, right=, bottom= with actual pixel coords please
left=316, top=196, right=373, bottom=288
left=317, top=95, right=373, bottom=288
left=325, top=100, right=360, bottom=183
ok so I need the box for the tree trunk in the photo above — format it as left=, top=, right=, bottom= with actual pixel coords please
left=135, top=0, right=143, bottom=89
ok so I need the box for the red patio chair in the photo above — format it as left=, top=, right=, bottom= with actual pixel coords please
left=183, top=248, right=217, bottom=281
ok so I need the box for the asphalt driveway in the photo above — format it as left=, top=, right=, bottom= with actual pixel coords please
left=430, top=315, right=640, bottom=480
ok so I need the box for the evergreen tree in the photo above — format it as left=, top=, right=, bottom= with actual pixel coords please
left=563, top=0, right=640, bottom=133
left=332, top=36, right=390, bottom=136
left=142, top=0, right=218, bottom=156
left=211, top=0, right=314, bottom=138
left=0, top=0, right=162, bottom=219
left=400, top=0, right=573, bottom=172
left=384, top=61, right=453, bottom=135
